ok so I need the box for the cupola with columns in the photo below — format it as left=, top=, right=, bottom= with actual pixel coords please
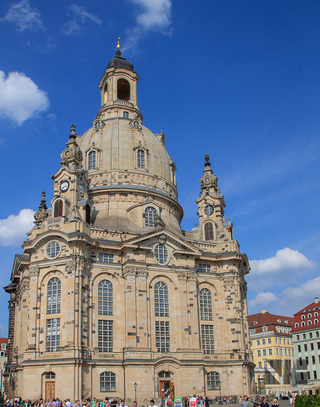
left=97, top=37, right=142, bottom=122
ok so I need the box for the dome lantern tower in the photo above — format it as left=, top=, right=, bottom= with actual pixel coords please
left=97, top=38, right=142, bottom=122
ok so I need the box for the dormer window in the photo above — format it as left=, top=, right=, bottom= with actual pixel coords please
left=88, top=151, right=96, bottom=170
left=137, top=149, right=145, bottom=168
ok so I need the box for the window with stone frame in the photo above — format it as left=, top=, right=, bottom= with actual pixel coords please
left=207, top=371, right=220, bottom=390
left=54, top=199, right=63, bottom=217
left=88, top=150, right=96, bottom=170
left=145, top=206, right=157, bottom=227
left=204, top=222, right=214, bottom=240
left=98, top=280, right=113, bottom=316
left=98, top=320, right=113, bottom=352
left=155, top=320, right=170, bottom=353
left=46, top=318, right=60, bottom=352
left=137, top=149, right=145, bottom=168
left=199, top=288, right=213, bottom=321
left=100, top=371, right=116, bottom=392
left=201, top=325, right=214, bottom=354
left=47, top=277, right=61, bottom=314
left=154, top=282, right=169, bottom=317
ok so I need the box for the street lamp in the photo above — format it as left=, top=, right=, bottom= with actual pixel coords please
left=134, top=382, right=137, bottom=402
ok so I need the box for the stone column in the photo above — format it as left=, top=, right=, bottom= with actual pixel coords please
left=27, top=266, right=39, bottom=354
left=136, top=268, right=149, bottom=348
left=177, top=270, right=190, bottom=350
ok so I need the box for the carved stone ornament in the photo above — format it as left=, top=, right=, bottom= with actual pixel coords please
left=29, top=265, right=40, bottom=279
left=123, top=265, right=148, bottom=280
left=223, top=276, right=234, bottom=291
left=154, top=215, right=166, bottom=229
left=177, top=269, right=197, bottom=281
left=66, top=259, right=77, bottom=275
left=34, top=191, right=48, bottom=225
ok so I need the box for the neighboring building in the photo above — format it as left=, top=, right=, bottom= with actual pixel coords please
left=291, top=297, right=320, bottom=392
left=249, top=310, right=293, bottom=394
left=0, top=338, right=8, bottom=394
left=4, top=41, right=254, bottom=401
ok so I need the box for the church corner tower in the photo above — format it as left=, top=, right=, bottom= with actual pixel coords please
left=4, top=41, right=254, bottom=401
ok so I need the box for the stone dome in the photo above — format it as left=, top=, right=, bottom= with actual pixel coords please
left=76, top=118, right=178, bottom=201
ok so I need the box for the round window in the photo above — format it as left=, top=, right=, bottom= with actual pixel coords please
left=46, top=241, right=61, bottom=259
left=154, top=244, right=168, bottom=264
left=205, top=205, right=214, bottom=215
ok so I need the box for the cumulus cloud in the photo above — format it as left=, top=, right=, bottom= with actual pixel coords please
left=124, top=0, right=172, bottom=53
left=0, top=209, right=34, bottom=246
left=62, top=5, right=102, bottom=35
left=1, top=0, right=43, bottom=32
left=248, top=292, right=279, bottom=309
left=282, top=277, right=320, bottom=304
left=250, top=248, right=316, bottom=274
left=0, top=71, right=49, bottom=125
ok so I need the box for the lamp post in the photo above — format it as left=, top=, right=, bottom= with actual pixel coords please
left=134, top=382, right=137, bottom=402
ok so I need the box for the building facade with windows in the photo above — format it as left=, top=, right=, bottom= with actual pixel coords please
left=4, top=43, right=253, bottom=401
left=0, top=338, right=8, bottom=394
left=248, top=310, right=294, bottom=394
left=291, top=297, right=320, bottom=391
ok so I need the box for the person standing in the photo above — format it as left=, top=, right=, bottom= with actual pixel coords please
left=240, top=396, right=250, bottom=407
left=260, top=399, right=269, bottom=407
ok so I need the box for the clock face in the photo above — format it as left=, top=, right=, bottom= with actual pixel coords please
left=205, top=205, right=214, bottom=215
left=60, top=181, right=69, bottom=192
left=204, top=176, right=211, bottom=184
left=79, top=183, right=84, bottom=196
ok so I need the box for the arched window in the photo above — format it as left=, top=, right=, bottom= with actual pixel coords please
left=207, top=371, right=220, bottom=390
left=301, top=322, right=305, bottom=327
left=123, top=111, right=129, bottom=118
left=204, top=222, right=214, bottom=240
left=308, top=320, right=312, bottom=326
left=98, top=280, right=113, bottom=316
left=117, top=79, right=130, bottom=101
left=88, top=151, right=96, bottom=170
left=199, top=288, right=213, bottom=321
left=85, top=204, right=91, bottom=224
left=315, top=319, right=319, bottom=325
left=137, top=149, right=145, bottom=168
left=47, top=277, right=61, bottom=314
left=154, top=282, right=169, bottom=317
left=54, top=200, right=63, bottom=218
left=100, top=371, right=116, bottom=392
left=145, top=207, right=157, bottom=227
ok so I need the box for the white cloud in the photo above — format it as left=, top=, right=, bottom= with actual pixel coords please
left=248, top=292, right=279, bottom=309
left=124, top=0, right=172, bottom=53
left=1, top=0, right=43, bottom=32
left=282, top=277, right=320, bottom=305
left=250, top=247, right=316, bottom=274
left=0, top=71, right=49, bottom=125
left=0, top=209, right=34, bottom=246
left=132, top=0, right=172, bottom=30
left=62, top=5, right=101, bottom=35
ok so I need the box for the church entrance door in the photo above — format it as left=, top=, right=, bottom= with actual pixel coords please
left=159, top=380, right=174, bottom=399
left=45, top=381, right=55, bottom=400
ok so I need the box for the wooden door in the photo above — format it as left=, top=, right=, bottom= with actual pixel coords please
left=159, top=381, right=166, bottom=398
left=169, top=382, right=174, bottom=399
left=45, top=381, right=55, bottom=400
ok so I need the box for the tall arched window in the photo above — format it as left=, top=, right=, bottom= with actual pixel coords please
left=145, top=207, right=157, bottom=227
left=54, top=200, right=63, bottom=218
left=199, top=288, right=213, bottom=321
left=47, top=277, right=61, bottom=314
left=88, top=151, right=96, bottom=170
left=207, top=371, right=220, bottom=390
left=100, top=371, right=116, bottom=392
left=117, top=78, right=130, bottom=101
left=85, top=204, right=91, bottom=224
left=137, top=149, right=145, bottom=168
left=154, top=282, right=169, bottom=317
left=98, top=280, right=113, bottom=316
left=204, top=222, right=214, bottom=240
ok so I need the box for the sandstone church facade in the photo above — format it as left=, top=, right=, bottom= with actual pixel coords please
left=4, top=42, right=254, bottom=401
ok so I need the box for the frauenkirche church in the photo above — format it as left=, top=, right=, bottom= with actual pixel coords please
left=4, top=41, right=254, bottom=401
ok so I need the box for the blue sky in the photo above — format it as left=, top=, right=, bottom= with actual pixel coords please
left=0, top=0, right=320, bottom=336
